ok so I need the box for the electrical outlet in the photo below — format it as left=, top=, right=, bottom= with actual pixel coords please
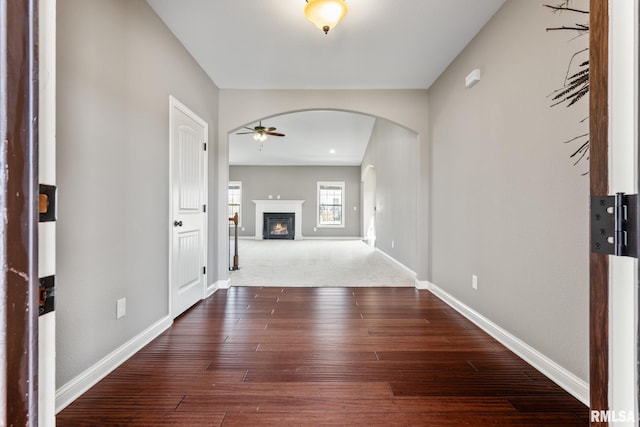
left=117, top=298, right=126, bottom=319
left=472, top=275, right=478, bottom=290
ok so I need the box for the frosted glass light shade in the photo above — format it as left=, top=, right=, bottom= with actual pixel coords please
left=304, top=0, right=348, bottom=34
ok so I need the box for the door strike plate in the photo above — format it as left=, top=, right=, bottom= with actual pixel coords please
left=39, top=184, right=57, bottom=222
left=39, top=275, right=55, bottom=316
left=591, top=193, right=638, bottom=258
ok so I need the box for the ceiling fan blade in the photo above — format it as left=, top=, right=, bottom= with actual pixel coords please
left=236, top=131, right=255, bottom=135
left=243, top=126, right=257, bottom=131
left=265, top=132, right=285, bottom=137
left=266, top=127, right=276, bottom=131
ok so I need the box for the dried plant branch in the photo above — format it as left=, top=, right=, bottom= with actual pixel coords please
left=543, top=4, right=589, bottom=14
left=546, top=25, right=589, bottom=33
left=546, top=1, right=590, bottom=174
left=562, top=133, right=589, bottom=144
left=572, top=144, right=589, bottom=166
left=570, top=140, right=589, bottom=158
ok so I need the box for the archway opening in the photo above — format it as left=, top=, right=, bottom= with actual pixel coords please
left=225, top=109, right=419, bottom=286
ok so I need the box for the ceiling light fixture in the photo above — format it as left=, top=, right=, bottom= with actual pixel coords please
left=253, top=132, right=268, bottom=142
left=236, top=121, right=285, bottom=143
left=304, top=0, right=348, bottom=34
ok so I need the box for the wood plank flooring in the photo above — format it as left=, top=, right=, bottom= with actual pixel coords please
left=57, top=287, right=589, bottom=426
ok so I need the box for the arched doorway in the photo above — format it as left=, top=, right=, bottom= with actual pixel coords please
left=226, top=109, right=420, bottom=285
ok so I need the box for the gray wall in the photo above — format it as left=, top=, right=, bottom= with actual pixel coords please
left=362, top=119, right=418, bottom=272
left=429, top=0, right=589, bottom=381
left=56, top=0, right=219, bottom=386
left=229, top=166, right=361, bottom=238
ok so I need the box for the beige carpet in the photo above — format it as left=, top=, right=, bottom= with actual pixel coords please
left=228, top=239, right=416, bottom=287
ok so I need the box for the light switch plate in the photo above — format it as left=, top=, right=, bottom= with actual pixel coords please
left=117, top=298, right=126, bottom=319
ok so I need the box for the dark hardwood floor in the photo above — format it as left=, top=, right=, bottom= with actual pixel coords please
left=57, top=287, right=588, bottom=426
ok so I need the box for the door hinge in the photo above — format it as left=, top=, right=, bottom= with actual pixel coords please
left=203, top=142, right=207, bottom=151
left=591, top=193, right=638, bottom=258
left=203, top=204, right=206, bottom=213
left=203, top=266, right=206, bottom=275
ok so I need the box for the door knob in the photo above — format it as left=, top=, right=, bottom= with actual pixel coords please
left=174, top=220, right=183, bottom=227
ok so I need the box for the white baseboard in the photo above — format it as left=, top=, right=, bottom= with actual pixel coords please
left=375, top=248, right=417, bottom=278
left=415, top=279, right=430, bottom=290
left=55, top=315, right=172, bottom=413
left=206, top=280, right=225, bottom=297
left=301, top=236, right=362, bottom=240
left=215, top=279, right=231, bottom=290
left=423, top=281, right=589, bottom=406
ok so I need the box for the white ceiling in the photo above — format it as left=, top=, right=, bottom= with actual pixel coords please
left=229, top=110, right=376, bottom=166
left=146, top=0, right=506, bottom=165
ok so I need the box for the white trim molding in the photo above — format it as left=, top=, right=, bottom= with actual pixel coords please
left=228, top=181, right=243, bottom=227
left=421, top=281, right=589, bottom=405
left=206, top=279, right=230, bottom=298
left=216, top=279, right=231, bottom=290
left=206, top=280, right=222, bottom=297
left=375, top=247, right=417, bottom=279
left=303, top=236, right=362, bottom=241
left=55, top=316, right=172, bottom=413
left=317, top=181, right=346, bottom=229
left=415, top=279, right=430, bottom=290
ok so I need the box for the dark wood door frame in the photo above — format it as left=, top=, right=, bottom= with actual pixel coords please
left=589, top=0, right=609, bottom=425
left=1, top=0, right=39, bottom=425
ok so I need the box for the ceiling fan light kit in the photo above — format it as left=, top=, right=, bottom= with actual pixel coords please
left=236, top=121, right=285, bottom=146
left=304, top=0, right=348, bottom=34
left=253, top=133, right=267, bottom=142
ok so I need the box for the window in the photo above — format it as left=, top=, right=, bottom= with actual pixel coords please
left=228, top=181, right=242, bottom=226
left=317, top=181, right=345, bottom=228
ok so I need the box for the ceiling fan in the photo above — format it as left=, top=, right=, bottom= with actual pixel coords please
left=236, top=121, right=285, bottom=142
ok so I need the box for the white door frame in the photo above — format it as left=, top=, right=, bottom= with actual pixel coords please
left=608, top=1, right=639, bottom=424
left=38, top=0, right=57, bottom=424
left=168, top=95, right=208, bottom=318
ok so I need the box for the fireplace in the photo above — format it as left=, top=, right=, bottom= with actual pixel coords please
left=253, top=200, right=304, bottom=240
left=263, top=212, right=295, bottom=240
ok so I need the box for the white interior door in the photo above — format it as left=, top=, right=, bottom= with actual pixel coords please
left=170, top=96, right=208, bottom=318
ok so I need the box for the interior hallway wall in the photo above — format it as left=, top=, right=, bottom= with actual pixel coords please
left=429, top=0, right=589, bottom=381
left=56, top=0, right=219, bottom=388
left=362, top=119, right=418, bottom=272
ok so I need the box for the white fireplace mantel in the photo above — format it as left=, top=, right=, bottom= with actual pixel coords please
left=253, top=200, right=305, bottom=240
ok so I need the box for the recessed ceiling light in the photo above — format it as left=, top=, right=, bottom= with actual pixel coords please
left=329, top=149, right=336, bottom=154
